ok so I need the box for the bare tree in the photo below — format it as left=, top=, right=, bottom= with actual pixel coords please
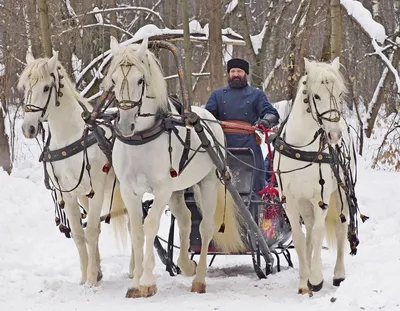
left=38, top=0, right=53, bottom=57
left=0, top=100, right=12, bottom=174
left=205, top=0, right=224, bottom=90
left=330, top=0, right=342, bottom=60
left=182, top=0, right=194, bottom=105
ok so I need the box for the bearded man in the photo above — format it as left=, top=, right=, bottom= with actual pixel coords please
left=205, top=58, right=279, bottom=193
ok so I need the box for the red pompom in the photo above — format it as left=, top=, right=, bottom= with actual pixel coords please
left=170, top=168, right=178, bottom=178
left=102, top=162, right=111, bottom=174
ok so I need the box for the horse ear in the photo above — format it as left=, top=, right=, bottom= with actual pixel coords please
left=26, top=52, right=35, bottom=64
left=304, top=57, right=312, bottom=73
left=110, top=36, right=120, bottom=56
left=47, top=52, right=59, bottom=73
left=135, top=37, right=148, bottom=59
left=331, top=57, right=340, bottom=71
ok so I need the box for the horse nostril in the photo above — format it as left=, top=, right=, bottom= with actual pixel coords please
left=29, top=126, right=36, bottom=136
left=328, top=132, right=332, bottom=141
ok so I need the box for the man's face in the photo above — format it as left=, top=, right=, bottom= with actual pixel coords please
left=229, top=68, right=246, bottom=80
left=228, top=68, right=247, bottom=88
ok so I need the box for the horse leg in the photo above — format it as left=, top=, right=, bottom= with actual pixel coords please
left=333, top=193, right=347, bottom=286
left=285, top=198, right=311, bottom=295
left=120, top=187, right=144, bottom=298
left=85, top=183, right=105, bottom=286
left=303, top=203, right=314, bottom=268
left=140, top=186, right=172, bottom=297
left=63, top=197, right=88, bottom=285
left=168, top=190, right=196, bottom=276
left=307, top=200, right=328, bottom=292
left=191, top=172, right=218, bottom=293
left=127, top=217, right=135, bottom=279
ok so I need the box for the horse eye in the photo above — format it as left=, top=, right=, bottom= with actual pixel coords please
left=138, top=78, right=144, bottom=85
left=43, top=85, right=50, bottom=92
left=111, top=78, right=115, bottom=84
left=314, top=94, right=320, bottom=100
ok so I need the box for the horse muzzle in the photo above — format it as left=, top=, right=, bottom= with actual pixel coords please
left=327, top=130, right=342, bottom=145
left=22, top=123, right=38, bottom=139
left=115, top=121, right=135, bottom=138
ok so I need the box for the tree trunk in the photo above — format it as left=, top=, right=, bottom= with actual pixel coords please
left=372, top=0, right=382, bottom=24
left=321, top=3, right=331, bottom=61
left=108, top=0, right=118, bottom=39
left=287, top=0, right=317, bottom=99
left=206, top=0, right=224, bottom=90
left=365, top=48, right=400, bottom=138
left=37, top=0, right=53, bottom=57
left=181, top=0, right=194, bottom=105
left=27, top=0, right=42, bottom=57
left=0, top=107, right=12, bottom=174
left=330, top=0, right=342, bottom=60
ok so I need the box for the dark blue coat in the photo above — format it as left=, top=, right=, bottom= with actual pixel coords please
left=205, top=85, right=279, bottom=192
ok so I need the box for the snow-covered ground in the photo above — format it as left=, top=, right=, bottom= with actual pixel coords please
left=1, top=154, right=399, bottom=311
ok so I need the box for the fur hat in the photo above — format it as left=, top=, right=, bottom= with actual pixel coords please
left=227, top=58, right=249, bottom=74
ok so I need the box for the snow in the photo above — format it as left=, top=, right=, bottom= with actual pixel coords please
left=1, top=138, right=400, bottom=310
left=93, top=7, right=104, bottom=25
left=226, top=0, right=238, bottom=14
left=340, top=0, right=387, bottom=44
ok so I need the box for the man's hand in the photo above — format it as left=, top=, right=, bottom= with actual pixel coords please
left=256, top=113, right=279, bottom=129
left=256, top=119, right=272, bottom=129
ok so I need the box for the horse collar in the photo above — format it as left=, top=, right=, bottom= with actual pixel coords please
left=273, top=135, right=332, bottom=164
left=40, top=128, right=103, bottom=162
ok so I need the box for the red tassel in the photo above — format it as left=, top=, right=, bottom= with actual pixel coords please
left=170, top=168, right=178, bottom=178
left=102, top=162, right=111, bottom=174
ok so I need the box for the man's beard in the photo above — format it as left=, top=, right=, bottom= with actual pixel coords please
left=228, top=76, right=248, bottom=88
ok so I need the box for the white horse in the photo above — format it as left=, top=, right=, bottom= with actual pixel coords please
left=273, top=58, right=355, bottom=295
left=103, top=36, right=246, bottom=298
left=19, top=53, right=130, bottom=286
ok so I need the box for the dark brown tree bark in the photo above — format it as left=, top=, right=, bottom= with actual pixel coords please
left=205, top=0, right=224, bottom=90
left=38, top=0, right=53, bottom=57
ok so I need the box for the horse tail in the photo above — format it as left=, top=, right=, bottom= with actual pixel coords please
left=325, top=192, right=338, bottom=249
left=212, top=183, right=247, bottom=253
left=109, top=188, right=129, bottom=248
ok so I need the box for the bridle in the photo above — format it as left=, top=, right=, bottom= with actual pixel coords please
left=24, top=71, right=62, bottom=121
left=302, top=78, right=342, bottom=127
left=114, top=63, right=146, bottom=113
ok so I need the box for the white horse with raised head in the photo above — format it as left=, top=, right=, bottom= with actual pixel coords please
left=273, top=58, right=357, bottom=295
left=103, top=36, right=246, bottom=298
left=19, top=53, right=129, bottom=286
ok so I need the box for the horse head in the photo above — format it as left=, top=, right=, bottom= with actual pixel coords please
left=103, top=36, right=168, bottom=137
left=19, top=52, right=65, bottom=139
left=303, top=57, right=347, bottom=145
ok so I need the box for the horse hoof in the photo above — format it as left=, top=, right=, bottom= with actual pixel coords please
left=191, top=282, right=206, bottom=293
left=126, top=288, right=141, bottom=298
left=140, top=284, right=157, bottom=297
left=307, top=280, right=323, bottom=292
left=298, top=288, right=313, bottom=297
left=97, top=270, right=103, bottom=282
left=333, top=278, right=345, bottom=287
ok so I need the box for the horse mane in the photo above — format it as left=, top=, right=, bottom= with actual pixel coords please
left=302, top=59, right=348, bottom=96
left=18, top=57, right=91, bottom=109
left=102, top=43, right=168, bottom=110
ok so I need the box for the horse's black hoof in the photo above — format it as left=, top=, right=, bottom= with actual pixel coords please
left=307, top=279, right=323, bottom=292
left=333, top=278, right=345, bottom=287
